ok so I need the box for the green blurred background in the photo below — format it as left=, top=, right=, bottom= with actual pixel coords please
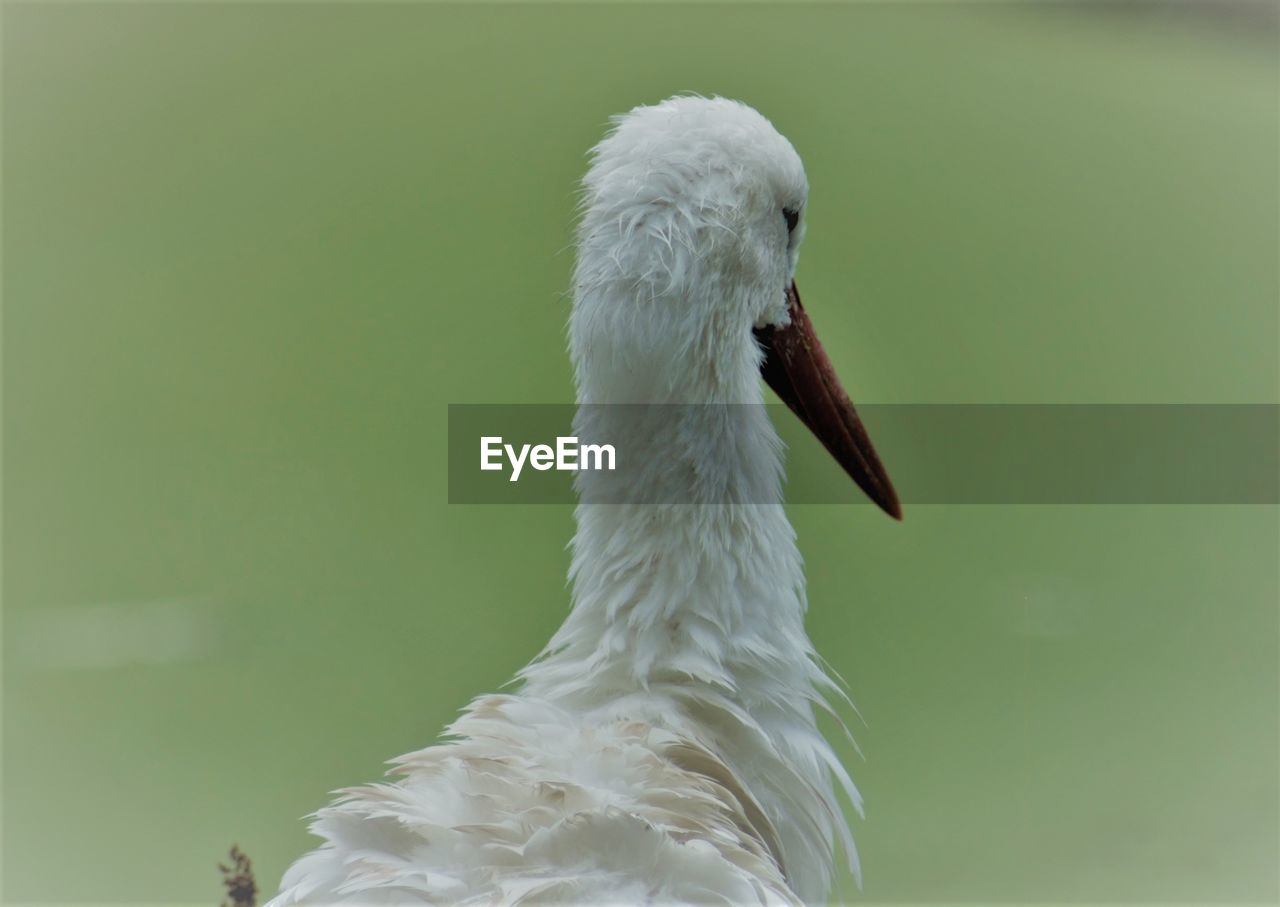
left=3, top=2, right=1277, bottom=903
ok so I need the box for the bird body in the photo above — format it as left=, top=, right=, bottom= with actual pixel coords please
left=270, top=96, right=897, bottom=906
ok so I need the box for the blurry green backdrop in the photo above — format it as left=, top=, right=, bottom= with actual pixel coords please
left=3, top=2, right=1277, bottom=903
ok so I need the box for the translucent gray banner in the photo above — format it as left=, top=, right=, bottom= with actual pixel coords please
left=447, top=404, right=1278, bottom=505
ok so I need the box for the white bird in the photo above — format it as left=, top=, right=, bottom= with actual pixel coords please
left=269, top=95, right=901, bottom=907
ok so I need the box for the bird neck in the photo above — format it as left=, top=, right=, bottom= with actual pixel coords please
left=520, top=384, right=822, bottom=714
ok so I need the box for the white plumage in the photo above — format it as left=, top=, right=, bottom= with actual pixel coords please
left=270, top=95, right=899, bottom=906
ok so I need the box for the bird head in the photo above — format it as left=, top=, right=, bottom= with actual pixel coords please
left=571, top=95, right=901, bottom=518
left=575, top=95, right=807, bottom=332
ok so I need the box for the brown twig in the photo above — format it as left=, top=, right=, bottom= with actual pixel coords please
left=219, top=845, right=258, bottom=907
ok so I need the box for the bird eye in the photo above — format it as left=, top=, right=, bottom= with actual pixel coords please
left=783, top=207, right=800, bottom=233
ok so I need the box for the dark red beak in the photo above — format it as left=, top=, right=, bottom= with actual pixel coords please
left=755, top=281, right=902, bottom=519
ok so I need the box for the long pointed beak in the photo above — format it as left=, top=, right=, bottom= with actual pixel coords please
left=755, top=281, right=903, bottom=519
